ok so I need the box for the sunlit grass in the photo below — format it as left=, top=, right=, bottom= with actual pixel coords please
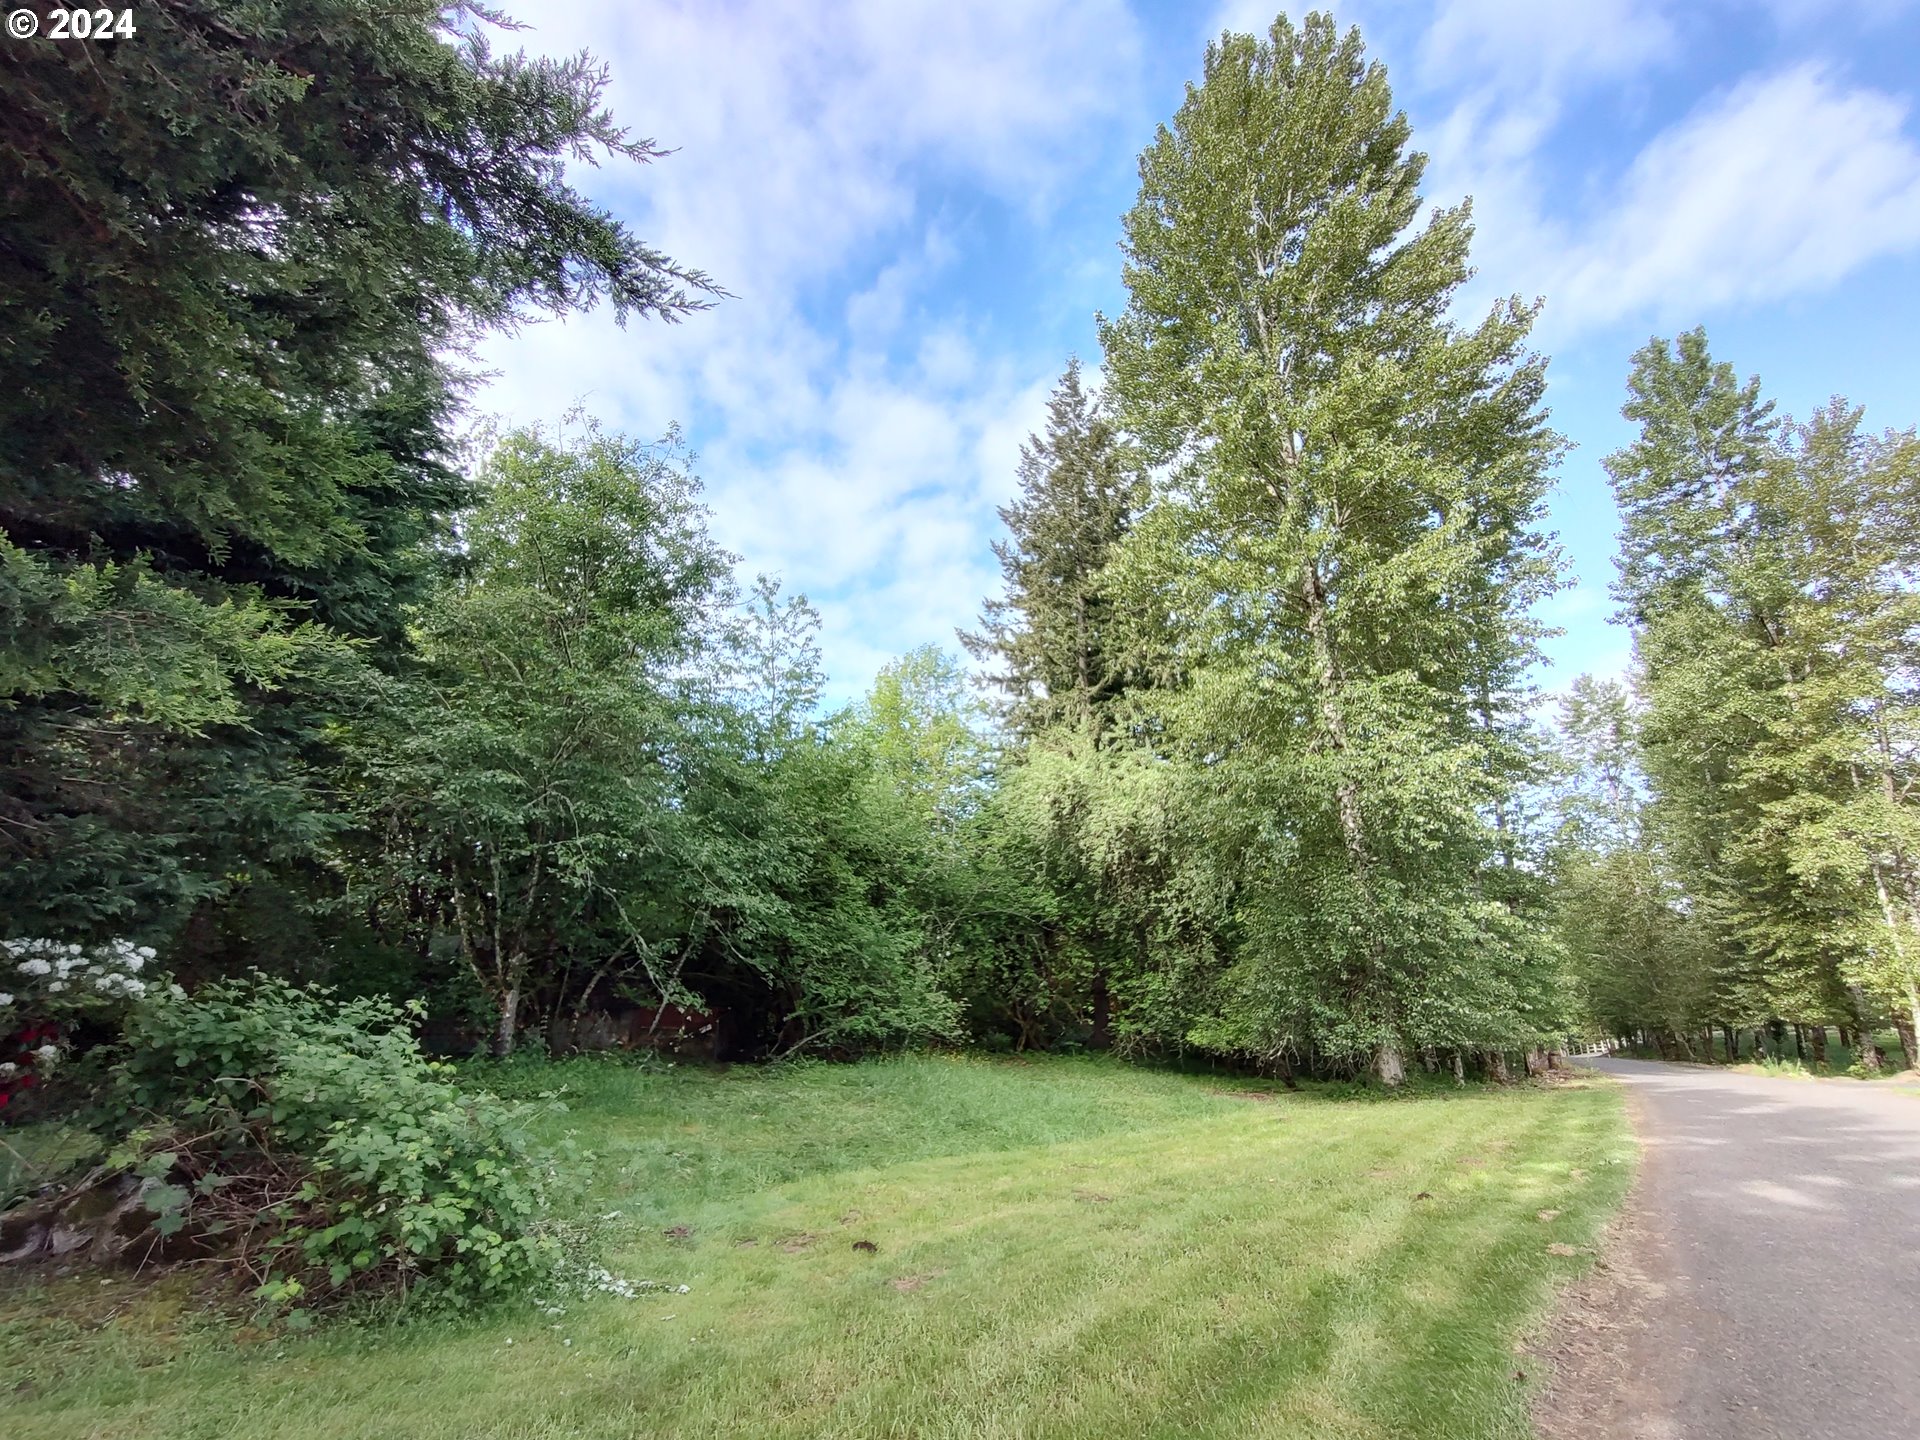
left=0, top=1054, right=1630, bottom=1439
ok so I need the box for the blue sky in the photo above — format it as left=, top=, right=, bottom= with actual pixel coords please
left=479, top=0, right=1920, bottom=704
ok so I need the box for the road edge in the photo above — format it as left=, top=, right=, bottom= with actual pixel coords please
left=1526, top=1077, right=1668, bottom=1440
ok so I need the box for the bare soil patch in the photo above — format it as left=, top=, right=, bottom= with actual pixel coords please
left=1528, top=1103, right=1670, bottom=1440
left=889, top=1269, right=946, bottom=1294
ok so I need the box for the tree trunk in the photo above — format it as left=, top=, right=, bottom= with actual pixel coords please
left=1074, top=589, right=1096, bottom=739
left=1894, top=1014, right=1917, bottom=1073
left=1486, top=1051, right=1511, bottom=1084
left=1863, top=740, right=1920, bottom=1073
left=1299, top=561, right=1366, bottom=872
left=1809, top=1024, right=1828, bottom=1066
left=1299, top=552, right=1398, bottom=1068
left=1089, top=967, right=1112, bottom=1050
left=1846, top=985, right=1882, bottom=1071
left=1720, top=1023, right=1738, bottom=1063
left=1452, top=1051, right=1466, bottom=1086
left=493, top=984, right=520, bottom=1059
left=1374, top=1041, right=1406, bottom=1088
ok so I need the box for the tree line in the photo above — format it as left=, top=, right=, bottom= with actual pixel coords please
left=6, top=5, right=1912, bottom=1087
left=1550, top=333, right=1920, bottom=1070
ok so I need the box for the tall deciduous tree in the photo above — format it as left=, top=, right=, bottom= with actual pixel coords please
left=1098, top=13, right=1565, bottom=1081
left=856, top=647, right=985, bottom=830
left=1546, top=677, right=1713, bottom=1054
left=1607, top=331, right=1920, bottom=1065
left=354, top=424, right=733, bottom=1055
left=731, top=575, right=825, bottom=759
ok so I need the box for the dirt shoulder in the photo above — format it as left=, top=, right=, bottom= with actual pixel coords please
left=1527, top=1089, right=1675, bottom=1440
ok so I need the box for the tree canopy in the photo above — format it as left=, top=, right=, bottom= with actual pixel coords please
left=5, top=4, right=1916, bottom=1083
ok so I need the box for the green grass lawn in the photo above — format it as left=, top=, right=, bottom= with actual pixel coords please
left=0, top=1055, right=1630, bottom=1440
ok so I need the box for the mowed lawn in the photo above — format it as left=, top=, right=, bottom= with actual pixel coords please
left=0, top=1055, right=1630, bottom=1440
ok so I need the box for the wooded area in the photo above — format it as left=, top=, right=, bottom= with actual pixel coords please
left=2, top=0, right=1916, bottom=1330
left=1558, top=335, right=1920, bottom=1070
left=5, top=5, right=1917, bottom=1088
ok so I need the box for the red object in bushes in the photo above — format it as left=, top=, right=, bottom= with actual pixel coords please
left=0, top=1018, right=60, bottom=1110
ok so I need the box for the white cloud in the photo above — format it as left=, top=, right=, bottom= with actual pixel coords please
left=1340, top=0, right=1920, bottom=341
left=469, top=1, right=1920, bottom=702
left=1554, top=66, right=1920, bottom=326
left=475, top=0, right=1143, bottom=699
left=1420, top=0, right=1675, bottom=99
left=1452, top=64, right=1920, bottom=337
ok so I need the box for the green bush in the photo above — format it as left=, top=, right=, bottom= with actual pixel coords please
left=102, top=977, right=561, bottom=1310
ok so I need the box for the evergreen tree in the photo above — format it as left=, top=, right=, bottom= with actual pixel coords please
left=1764, top=405, right=1920, bottom=1055
left=1098, top=13, right=1566, bottom=1081
left=1605, top=331, right=1786, bottom=1032
left=961, top=360, right=1149, bottom=1046
left=0, top=1, right=715, bottom=940
left=963, top=359, right=1142, bottom=743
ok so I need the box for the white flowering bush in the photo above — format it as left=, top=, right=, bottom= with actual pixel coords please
left=1, top=937, right=174, bottom=1111
left=2, top=937, right=163, bottom=1009
left=5, top=965, right=574, bottom=1320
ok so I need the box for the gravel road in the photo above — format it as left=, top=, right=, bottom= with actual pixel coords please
left=1538, top=1057, right=1920, bottom=1440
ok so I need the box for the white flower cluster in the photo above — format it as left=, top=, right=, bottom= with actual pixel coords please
left=0, top=1047, right=62, bottom=1079
left=2, top=937, right=157, bottom=1008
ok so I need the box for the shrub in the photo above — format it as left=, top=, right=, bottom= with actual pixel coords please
left=86, top=977, right=561, bottom=1310
left=1, top=937, right=170, bottom=1110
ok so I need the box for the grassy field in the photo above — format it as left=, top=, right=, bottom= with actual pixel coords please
left=0, top=1055, right=1630, bottom=1440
